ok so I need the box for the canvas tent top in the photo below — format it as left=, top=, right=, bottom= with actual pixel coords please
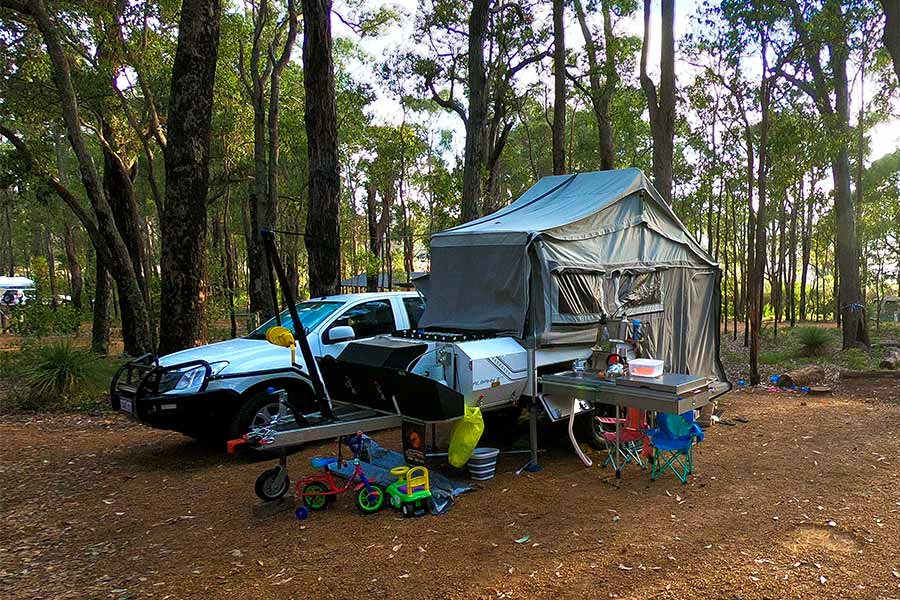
left=415, top=168, right=727, bottom=383
left=431, top=168, right=713, bottom=265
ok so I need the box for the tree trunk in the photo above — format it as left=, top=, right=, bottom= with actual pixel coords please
left=242, top=0, right=276, bottom=319
left=158, top=0, right=220, bottom=354
left=91, top=256, right=111, bottom=354
left=365, top=183, right=390, bottom=292
left=44, top=224, right=57, bottom=308
left=640, top=0, right=676, bottom=203
left=800, top=174, right=812, bottom=320
left=460, top=0, right=489, bottom=222
left=3, top=201, right=12, bottom=276
left=749, top=38, right=771, bottom=385
left=880, top=0, right=900, bottom=84
left=551, top=0, right=566, bottom=175
left=302, top=0, right=342, bottom=297
left=788, top=190, right=798, bottom=327
left=63, top=222, right=83, bottom=309
left=223, top=186, right=238, bottom=338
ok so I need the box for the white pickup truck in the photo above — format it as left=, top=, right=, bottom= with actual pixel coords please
left=110, top=292, right=425, bottom=440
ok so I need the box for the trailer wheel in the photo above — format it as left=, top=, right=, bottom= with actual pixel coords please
left=254, top=467, right=290, bottom=501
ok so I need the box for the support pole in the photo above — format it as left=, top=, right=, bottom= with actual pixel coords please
left=261, top=229, right=334, bottom=420
left=526, top=286, right=542, bottom=473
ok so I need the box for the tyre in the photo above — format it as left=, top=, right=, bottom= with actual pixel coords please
left=401, top=503, right=414, bottom=518
left=254, top=467, right=290, bottom=501
left=356, top=484, right=385, bottom=514
left=301, top=482, right=330, bottom=511
left=228, top=388, right=309, bottom=441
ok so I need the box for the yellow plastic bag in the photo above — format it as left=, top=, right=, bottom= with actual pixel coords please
left=448, top=406, right=485, bottom=468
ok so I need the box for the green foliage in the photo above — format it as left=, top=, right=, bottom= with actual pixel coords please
left=8, top=303, right=84, bottom=336
left=12, top=341, right=121, bottom=411
left=759, top=350, right=791, bottom=365
left=795, top=327, right=831, bottom=357
left=837, top=348, right=871, bottom=372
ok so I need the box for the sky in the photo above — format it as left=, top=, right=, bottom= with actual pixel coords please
left=332, top=0, right=900, bottom=166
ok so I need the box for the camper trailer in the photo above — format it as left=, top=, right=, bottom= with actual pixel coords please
left=319, top=169, right=729, bottom=427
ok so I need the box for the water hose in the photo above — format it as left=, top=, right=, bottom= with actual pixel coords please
left=568, top=397, right=592, bottom=467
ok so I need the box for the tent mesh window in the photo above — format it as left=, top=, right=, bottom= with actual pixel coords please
left=556, top=271, right=604, bottom=317
left=614, top=271, right=664, bottom=315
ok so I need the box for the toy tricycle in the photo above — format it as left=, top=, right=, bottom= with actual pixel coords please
left=386, top=465, right=432, bottom=517
left=294, top=432, right=385, bottom=520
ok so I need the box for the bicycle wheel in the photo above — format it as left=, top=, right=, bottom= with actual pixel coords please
left=355, top=484, right=385, bottom=514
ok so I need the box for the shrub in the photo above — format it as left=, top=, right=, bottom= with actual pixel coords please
left=8, top=303, right=84, bottom=336
left=15, top=341, right=115, bottom=410
left=795, top=327, right=831, bottom=357
left=839, top=348, right=871, bottom=371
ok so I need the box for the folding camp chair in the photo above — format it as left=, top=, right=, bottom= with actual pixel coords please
left=596, top=408, right=649, bottom=472
left=646, top=411, right=704, bottom=483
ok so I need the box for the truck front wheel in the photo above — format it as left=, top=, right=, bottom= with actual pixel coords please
left=229, top=389, right=308, bottom=441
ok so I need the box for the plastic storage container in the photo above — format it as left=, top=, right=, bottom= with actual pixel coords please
left=467, top=447, right=500, bottom=480
left=629, top=359, right=664, bottom=378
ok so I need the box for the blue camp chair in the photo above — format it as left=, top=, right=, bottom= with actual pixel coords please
left=646, top=411, right=704, bottom=483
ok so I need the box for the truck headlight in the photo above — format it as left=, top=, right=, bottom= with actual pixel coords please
left=167, top=361, right=228, bottom=394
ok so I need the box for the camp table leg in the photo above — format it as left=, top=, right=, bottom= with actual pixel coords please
left=614, top=404, right=622, bottom=480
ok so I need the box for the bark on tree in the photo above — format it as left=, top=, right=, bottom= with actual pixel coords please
left=241, top=0, right=276, bottom=318
left=44, top=224, right=57, bottom=308
left=551, top=0, right=566, bottom=175
left=63, top=223, right=83, bottom=309
left=799, top=174, right=812, bottom=320
left=749, top=33, right=772, bottom=385
left=880, top=0, right=900, bottom=83
left=302, top=0, right=342, bottom=297
left=158, top=0, right=220, bottom=354
left=101, top=136, right=150, bottom=351
left=460, top=0, right=490, bottom=222
left=365, top=183, right=391, bottom=292
left=3, top=201, right=12, bottom=276
left=640, top=0, right=676, bottom=203
left=91, top=257, right=111, bottom=354
left=788, top=190, right=799, bottom=327
left=1, top=0, right=153, bottom=355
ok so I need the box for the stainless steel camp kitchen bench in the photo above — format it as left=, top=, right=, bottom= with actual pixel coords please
left=540, top=371, right=711, bottom=478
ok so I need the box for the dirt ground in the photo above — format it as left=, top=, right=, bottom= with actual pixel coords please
left=1, top=378, right=899, bottom=600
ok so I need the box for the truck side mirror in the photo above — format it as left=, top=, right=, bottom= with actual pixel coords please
left=328, top=325, right=356, bottom=343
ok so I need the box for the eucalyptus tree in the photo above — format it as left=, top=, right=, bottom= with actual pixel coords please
left=640, top=0, right=676, bottom=203
left=782, top=0, right=871, bottom=348
left=0, top=0, right=153, bottom=355
left=569, top=0, right=639, bottom=171
left=236, top=0, right=299, bottom=319
left=158, top=0, right=221, bottom=354
left=414, top=0, right=550, bottom=221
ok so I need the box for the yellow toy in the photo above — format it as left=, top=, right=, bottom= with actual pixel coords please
left=386, top=465, right=432, bottom=517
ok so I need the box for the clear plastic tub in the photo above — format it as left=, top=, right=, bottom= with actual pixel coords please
left=629, top=358, right=664, bottom=378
